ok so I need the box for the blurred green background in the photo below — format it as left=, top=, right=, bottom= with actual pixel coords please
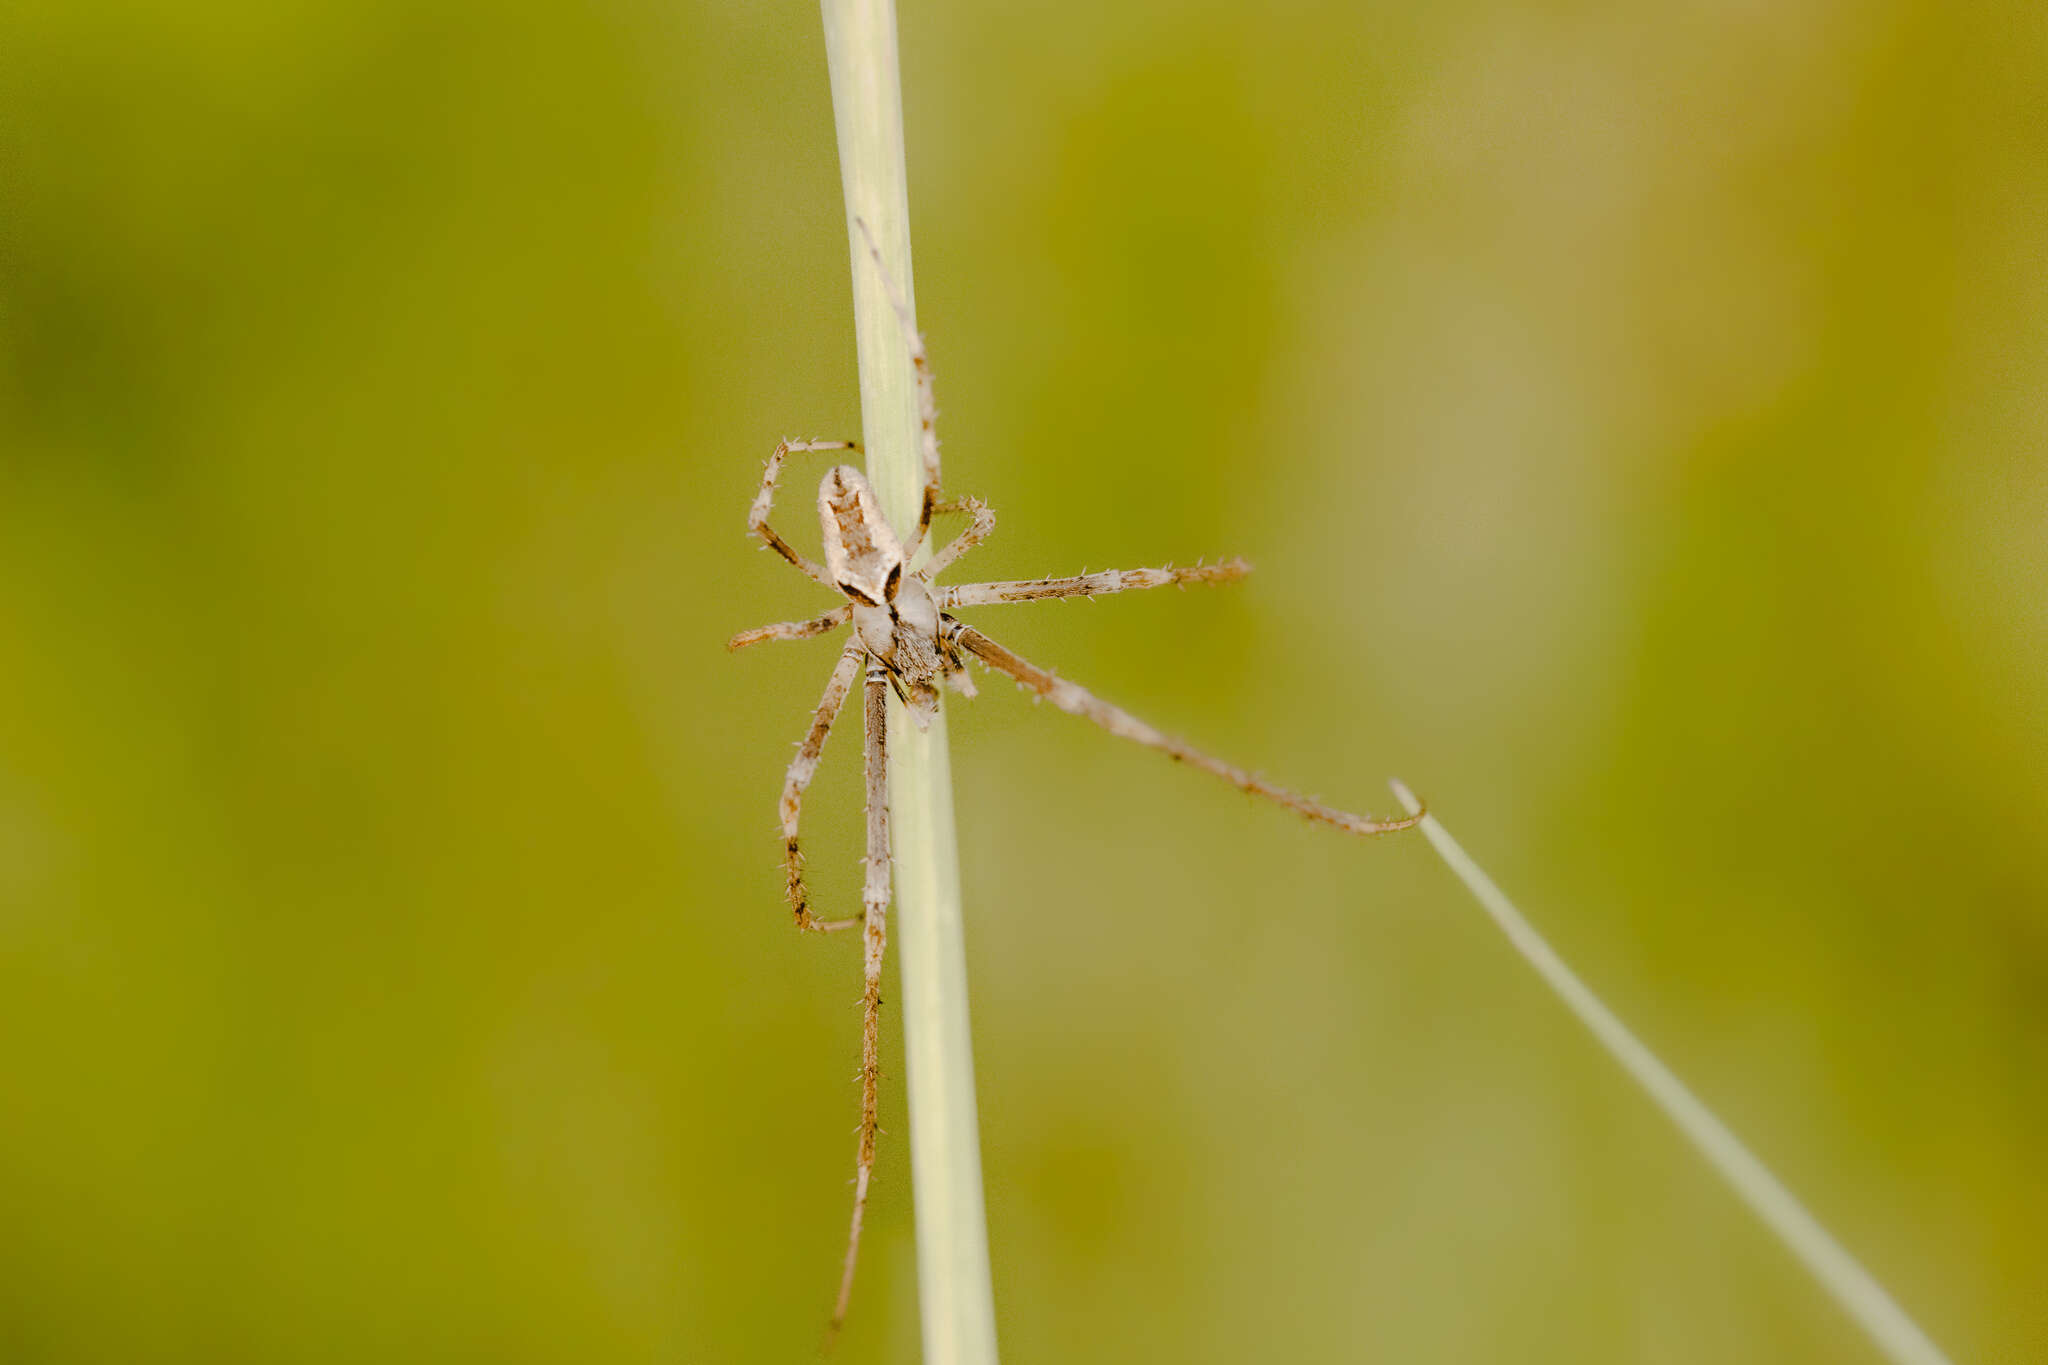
left=3, top=1, right=2044, bottom=1361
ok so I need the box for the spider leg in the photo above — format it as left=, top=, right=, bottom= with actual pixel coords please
left=851, top=218, right=942, bottom=556
left=728, top=605, right=852, bottom=652
left=750, top=438, right=860, bottom=587
left=948, top=622, right=1424, bottom=836
left=917, top=498, right=996, bottom=580
left=939, top=557, right=1250, bottom=609
left=827, top=666, right=894, bottom=1343
left=781, top=641, right=867, bottom=932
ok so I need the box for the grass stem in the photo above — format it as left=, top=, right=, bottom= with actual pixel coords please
left=820, top=4, right=1001, bottom=1361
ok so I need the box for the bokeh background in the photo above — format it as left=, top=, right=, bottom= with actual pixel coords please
left=3, top=1, right=2044, bottom=1361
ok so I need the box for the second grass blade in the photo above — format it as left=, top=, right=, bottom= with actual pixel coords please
left=1389, top=781, right=1954, bottom=1365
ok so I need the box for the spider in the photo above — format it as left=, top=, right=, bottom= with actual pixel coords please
left=728, top=244, right=1425, bottom=1339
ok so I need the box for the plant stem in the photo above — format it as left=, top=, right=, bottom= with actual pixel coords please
left=1389, top=782, right=1954, bottom=1365
left=820, top=4, right=1000, bottom=1362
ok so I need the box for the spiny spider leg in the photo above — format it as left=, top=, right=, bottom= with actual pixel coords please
left=827, top=666, right=894, bottom=1346
left=781, top=641, right=867, bottom=933
left=940, top=557, right=1250, bottom=609
left=728, top=604, right=853, bottom=652
left=851, top=217, right=942, bottom=555
left=948, top=622, right=1424, bottom=836
left=750, top=438, right=860, bottom=587
left=918, top=497, right=996, bottom=581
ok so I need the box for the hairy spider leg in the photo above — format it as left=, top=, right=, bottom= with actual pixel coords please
left=728, top=604, right=852, bottom=653
left=750, top=438, right=861, bottom=587
left=917, top=498, right=996, bottom=580
left=826, top=666, right=895, bottom=1347
left=938, top=557, right=1251, bottom=609
left=851, top=217, right=943, bottom=555
left=780, top=641, right=867, bottom=932
left=949, top=621, right=1424, bottom=836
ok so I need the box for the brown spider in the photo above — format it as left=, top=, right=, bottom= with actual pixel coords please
left=728, top=256, right=1424, bottom=1339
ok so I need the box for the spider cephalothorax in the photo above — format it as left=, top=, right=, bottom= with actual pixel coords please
left=730, top=260, right=1421, bottom=1342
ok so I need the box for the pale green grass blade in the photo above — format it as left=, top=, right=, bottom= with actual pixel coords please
left=1389, top=781, right=1954, bottom=1365
left=820, top=2, right=1001, bottom=1362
